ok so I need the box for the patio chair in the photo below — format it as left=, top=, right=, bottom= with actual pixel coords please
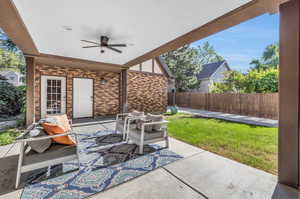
left=15, top=115, right=80, bottom=189
left=115, top=111, right=144, bottom=140
left=127, top=116, right=169, bottom=154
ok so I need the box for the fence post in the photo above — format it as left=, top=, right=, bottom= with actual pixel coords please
left=207, top=93, right=210, bottom=111
left=239, top=93, right=242, bottom=114
left=189, top=92, right=192, bottom=107
left=259, top=94, right=262, bottom=118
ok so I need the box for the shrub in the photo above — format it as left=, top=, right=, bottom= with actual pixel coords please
left=16, top=85, right=26, bottom=113
left=0, top=128, right=21, bottom=146
left=0, top=81, right=25, bottom=116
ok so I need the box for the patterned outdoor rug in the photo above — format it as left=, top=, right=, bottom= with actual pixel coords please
left=21, top=130, right=182, bottom=199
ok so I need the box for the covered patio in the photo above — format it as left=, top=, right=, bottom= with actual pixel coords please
left=0, top=118, right=293, bottom=199
left=1, top=0, right=300, bottom=198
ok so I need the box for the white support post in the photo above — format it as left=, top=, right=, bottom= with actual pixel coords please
left=15, top=142, right=24, bottom=189
left=139, top=124, right=145, bottom=154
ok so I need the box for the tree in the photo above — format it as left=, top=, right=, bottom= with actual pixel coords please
left=0, top=81, right=25, bottom=116
left=0, top=38, right=20, bottom=53
left=250, top=43, right=279, bottom=70
left=211, top=68, right=278, bottom=93
left=0, top=29, right=26, bottom=74
left=197, top=42, right=224, bottom=65
left=0, top=29, right=20, bottom=53
left=162, top=45, right=201, bottom=91
left=263, top=43, right=279, bottom=67
left=212, top=42, right=279, bottom=94
left=162, top=42, right=223, bottom=91
left=16, top=54, right=26, bottom=74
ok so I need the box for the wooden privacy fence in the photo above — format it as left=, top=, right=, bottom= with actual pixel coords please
left=168, top=92, right=279, bottom=120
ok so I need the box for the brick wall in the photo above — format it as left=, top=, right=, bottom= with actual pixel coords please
left=34, top=64, right=120, bottom=120
left=128, top=71, right=168, bottom=113
left=34, top=65, right=168, bottom=120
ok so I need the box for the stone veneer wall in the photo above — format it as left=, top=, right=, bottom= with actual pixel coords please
left=128, top=71, right=168, bottom=113
left=34, top=64, right=120, bottom=120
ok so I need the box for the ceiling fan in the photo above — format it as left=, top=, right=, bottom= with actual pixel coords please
left=81, top=36, right=127, bottom=53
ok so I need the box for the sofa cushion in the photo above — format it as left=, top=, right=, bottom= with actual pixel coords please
left=46, top=114, right=71, bottom=132
left=136, top=117, right=153, bottom=132
left=129, top=128, right=164, bottom=141
left=130, top=110, right=144, bottom=117
left=42, top=123, right=76, bottom=145
left=27, top=127, right=52, bottom=153
left=39, top=117, right=58, bottom=125
left=147, top=114, right=164, bottom=131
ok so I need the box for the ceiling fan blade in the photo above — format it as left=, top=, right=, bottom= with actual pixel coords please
left=81, top=40, right=100, bottom=45
left=108, top=44, right=127, bottom=47
left=82, top=45, right=100, bottom=48
left=106, top=46, right=122, bottom=53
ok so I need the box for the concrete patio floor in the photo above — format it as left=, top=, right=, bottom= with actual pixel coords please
left=0, top=118, right=298, bottom=199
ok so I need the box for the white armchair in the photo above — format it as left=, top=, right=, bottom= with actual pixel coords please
left=127, top=119, right=169, bottom=154
left=115, top=113, right=131, bottom=140
left=115, top=111, right=144, bottom=140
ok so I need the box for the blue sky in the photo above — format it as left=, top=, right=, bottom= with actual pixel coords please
left=191, top=13, right=279, bottom=72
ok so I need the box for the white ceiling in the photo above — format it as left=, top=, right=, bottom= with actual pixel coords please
left=12, top=0, right=251, bottom=65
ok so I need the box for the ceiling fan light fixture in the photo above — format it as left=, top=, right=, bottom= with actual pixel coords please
left=81, top=35, right=127, bottom=54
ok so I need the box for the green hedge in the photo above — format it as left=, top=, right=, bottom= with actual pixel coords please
left=0, top=81, right=25, bottom=116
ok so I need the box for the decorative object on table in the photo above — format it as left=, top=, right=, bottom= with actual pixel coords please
left=20, top=129, right=182, bottom=199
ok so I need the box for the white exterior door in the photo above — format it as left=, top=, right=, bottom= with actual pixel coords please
left=73, top=78, right=93, bottom=118
left=41, top=76, right=66, bottom=118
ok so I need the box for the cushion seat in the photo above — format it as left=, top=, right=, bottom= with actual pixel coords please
left=128, top=128, right=165, bottom=141
left=116, top=120, right=137, bottom=132
left=23, top=144, right=77, bottom=166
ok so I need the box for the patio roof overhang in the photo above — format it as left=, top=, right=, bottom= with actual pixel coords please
left=28, top=53, right=128, bottom=73
left=0, top=0, right=284, bottom=70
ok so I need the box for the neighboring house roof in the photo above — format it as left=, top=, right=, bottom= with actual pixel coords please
left=0, top=70, right=23, bottom=78
left=197, top=61, right=230, bottom=80
left=0, top=74, right=7, bottom=80
left=156, top=57, right=174, bottom=79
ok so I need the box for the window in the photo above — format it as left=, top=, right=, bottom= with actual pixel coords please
left=46, top=79, right=62, bottom=114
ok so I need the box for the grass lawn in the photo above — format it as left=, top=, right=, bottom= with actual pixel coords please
left=165, top=113, right=278, bottom=174
left=0, top=128, right=21, bottom=146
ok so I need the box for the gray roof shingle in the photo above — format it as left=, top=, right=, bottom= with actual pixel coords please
left=197, top=61, right=227, bottom=80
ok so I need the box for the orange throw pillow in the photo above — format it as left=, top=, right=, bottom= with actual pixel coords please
left=46, top=114, right=72, bottom=132
left=42, top=123, right=76, bottom=145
